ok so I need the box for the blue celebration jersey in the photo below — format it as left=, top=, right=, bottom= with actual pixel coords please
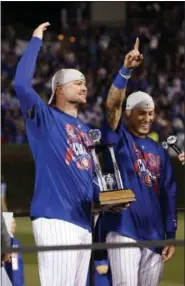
left=101, top=121, right=177, bottom=249
left=14, top=37, right=95, bottom=231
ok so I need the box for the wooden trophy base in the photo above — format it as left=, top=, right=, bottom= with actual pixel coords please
left=93, top=189, right=136, bottom=213
left=100, top=189, right=135, bottom=205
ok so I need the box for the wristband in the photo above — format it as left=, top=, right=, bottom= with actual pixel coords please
left=113, top=66, right=132, bottom=89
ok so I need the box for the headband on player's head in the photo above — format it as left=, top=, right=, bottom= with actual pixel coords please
left=48, top=69, right=85, bottom=104
left=126, top=91, right=155, bottom=110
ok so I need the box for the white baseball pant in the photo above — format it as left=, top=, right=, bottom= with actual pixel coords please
left=32, top=218, right=92, bottom=286
left=107, top=232, right=164, bottom=286
left=1, top=267, right=13, bottom=286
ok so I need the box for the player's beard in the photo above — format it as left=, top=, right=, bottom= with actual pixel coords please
left=135, top=125, right=152, bottom=137
left=137, top=129, right=150, bottom=136
left=128, top=122, right=152, bottom=138
left=78, top=101, right=87, bottom=108
left=67, top=100, right=87, bottom=112
left=68, top=93, right=87, bottom=105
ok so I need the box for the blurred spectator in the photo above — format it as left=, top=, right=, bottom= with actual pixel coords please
left=1, top=212, right=11, bottom=263
left=1, top=212, right=12, bottom=286
left=148, top=130, right=159, bottom=142
left=4, top=217, right=25, bottom=286
left=1, top=2, right=184, bottom=157
left=1, top=175, right=8, bottom=211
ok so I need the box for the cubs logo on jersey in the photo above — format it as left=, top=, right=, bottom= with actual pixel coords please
left=133, top=143, right=161, bottom=194
left=65, top=124, right=92, bottom=171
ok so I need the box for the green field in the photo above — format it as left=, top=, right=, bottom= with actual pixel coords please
left=16, top=214, right=184, bottom=286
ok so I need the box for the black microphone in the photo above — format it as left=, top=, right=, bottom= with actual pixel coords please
left=166, top=135, right=183, bottom=155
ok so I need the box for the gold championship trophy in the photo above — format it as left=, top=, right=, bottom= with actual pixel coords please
left=88, top=129, right=136, bottom=212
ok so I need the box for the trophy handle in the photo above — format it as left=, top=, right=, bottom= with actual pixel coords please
left=108, top=145, right=124, bottom=189
left=90, top=147, right=107, bottom=192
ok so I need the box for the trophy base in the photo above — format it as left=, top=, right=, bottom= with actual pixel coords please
left=99, top=189, right=136, bottom=205
left=93, top=189, right=136, bottom=214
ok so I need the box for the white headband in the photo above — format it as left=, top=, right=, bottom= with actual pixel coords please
left=48, top=69, right=85, bottom=104
left=126, top=91, right=155, bottom=110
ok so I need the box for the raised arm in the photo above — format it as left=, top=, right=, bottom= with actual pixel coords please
left=105, top=38, right=143, bottom=130
left=14, top=22, right=50, bottom=115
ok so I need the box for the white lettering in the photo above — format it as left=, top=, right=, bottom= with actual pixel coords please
left=73, top=143, right=79, bottom=155
left=72, top=143, right=88, bottom=156
left=138, top=159, right=146, bottom=172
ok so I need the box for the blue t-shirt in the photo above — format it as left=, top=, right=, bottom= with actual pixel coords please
left=14, top=37, right=95, bottom=231
left=5, top=237, right=25, bottom=286
left=101, top=121, right=177, bottom=249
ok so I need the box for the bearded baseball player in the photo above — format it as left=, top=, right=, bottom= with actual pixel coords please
left=100, top=38, right=178, bottom=286
left=14, top=22, right=98, bottom=286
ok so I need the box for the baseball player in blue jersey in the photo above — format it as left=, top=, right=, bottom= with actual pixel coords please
left=14, top=22, right=98, bottom=286
left=100, top=38, right=178, bottom=286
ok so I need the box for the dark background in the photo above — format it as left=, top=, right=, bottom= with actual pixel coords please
left=2, top=1, right=90, bottom=32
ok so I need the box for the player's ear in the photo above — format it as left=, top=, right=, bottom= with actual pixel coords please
left=56, top=85, right=63, bottom=95
left=125, top=110, right=131, bottom=119
left=55, top=86, right=64, bottom=103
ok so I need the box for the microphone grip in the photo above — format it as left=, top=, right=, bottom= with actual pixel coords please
left=171, top=144, right=182, bottom=155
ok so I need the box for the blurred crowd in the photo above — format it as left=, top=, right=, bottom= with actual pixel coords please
left=1, top=2, right=184, bottom=155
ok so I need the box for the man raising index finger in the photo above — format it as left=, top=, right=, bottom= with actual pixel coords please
left=101, top=38, right=177, bottom=286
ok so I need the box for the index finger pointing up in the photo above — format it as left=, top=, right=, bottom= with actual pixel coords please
left=134, top=37, right=139, bottom=50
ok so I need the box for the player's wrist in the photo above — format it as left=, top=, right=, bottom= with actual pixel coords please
left=31, top=36, right=43, bottom=43
left=30, top=37, right=43, bottom=49
left=121, top=66, right=133, bottom=75
left=113, top=66, right=132, bottom=89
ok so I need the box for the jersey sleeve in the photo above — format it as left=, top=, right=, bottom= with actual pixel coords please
left=159, top=148, right=177, bottom=239
left=14, top=37, right=51, bottom=132
left=101, top=120, right=121, bottom=146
